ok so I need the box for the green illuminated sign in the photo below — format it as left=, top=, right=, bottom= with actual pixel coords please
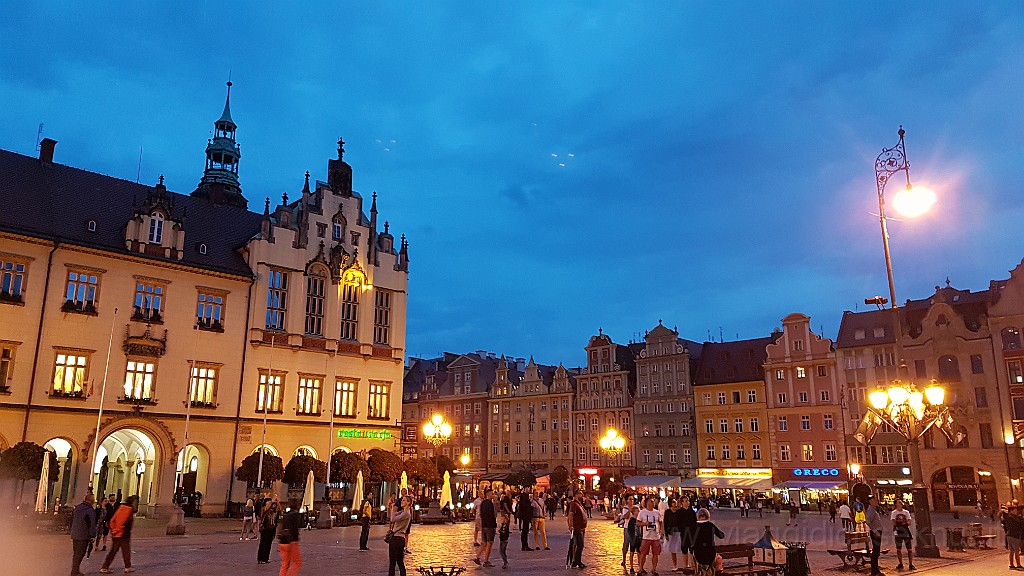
left=336, top=428, right=392, bottom=440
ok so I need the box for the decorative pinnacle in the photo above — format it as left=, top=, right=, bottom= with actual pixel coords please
left=264, top=197, right=270, bottom=214
left=337, top=137, right=345, bottom=160
left=158, top=175, right=164, bottom=185
left=303, top=170, right=310, bottom=192
left=282, top=192, right=288, bottom=204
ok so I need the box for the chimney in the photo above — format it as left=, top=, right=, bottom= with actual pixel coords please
left=39, top=138, right=57, bottom=165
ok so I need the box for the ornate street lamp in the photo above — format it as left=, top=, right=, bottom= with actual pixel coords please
left=872, top=126, right=936, bottom=309
left=599, top=428, right=626, bottom=458
left=460, top=453, right=471, bottom=467
left=856, top=381, right=965, bottom=558
left=423, top=414, right=452, bottom=448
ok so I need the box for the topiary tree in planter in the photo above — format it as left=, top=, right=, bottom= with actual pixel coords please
left=367, top=448, right=403, bottom=483
left=283, top=454, right=328, bottom=486
left=235, top=450, right=284, bottom=489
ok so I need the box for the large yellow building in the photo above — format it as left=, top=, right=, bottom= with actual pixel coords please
left=0, top=86, right=408, bottom=516
left=690, top=336, right=776, bottom=496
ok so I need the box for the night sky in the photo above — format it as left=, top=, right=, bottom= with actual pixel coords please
left=2, top=3, right=1021, bottom=365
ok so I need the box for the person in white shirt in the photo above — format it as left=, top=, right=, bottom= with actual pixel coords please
left=838, top=501, right=853, bottom=531
left=637, top=496, right=664, bottom=575
left=890, top=501, right=915, bottom=571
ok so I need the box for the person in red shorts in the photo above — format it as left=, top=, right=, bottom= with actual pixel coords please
left=636, top=496, right=664, bottom=576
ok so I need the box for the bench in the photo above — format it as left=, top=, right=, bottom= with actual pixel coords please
left=679, top=543, right=784, bottom=576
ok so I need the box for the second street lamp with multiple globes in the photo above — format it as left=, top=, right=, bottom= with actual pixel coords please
left=599, top=429, right=626, bottom=458
left=857, top=381, right=965, bottom=558
left=423, top=414, right=453, bottom=448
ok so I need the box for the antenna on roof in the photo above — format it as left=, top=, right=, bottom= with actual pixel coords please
left=136, top=146, right=144, bottom=183
left=719, top=327, right=724, bottom=343
left=35, top=123, right=44, bottom=151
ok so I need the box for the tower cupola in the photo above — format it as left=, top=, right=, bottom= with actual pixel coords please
left=192, top=81, right=246, bottom=208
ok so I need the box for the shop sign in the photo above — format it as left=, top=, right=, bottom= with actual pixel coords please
left=947, top=483, right=979, bottom=490
left=698, top=468, right=772, bottom=479
left=793, top=468, right=841, bottom=477
left=577, top=468, right=599, bottom=475
left=336, top=428, right=392, bottom=440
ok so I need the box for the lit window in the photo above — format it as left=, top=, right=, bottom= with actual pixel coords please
left=779, top=444, right=791, bottom=461
left=189, top=365, right=218, bottom=406
left=802, top=443, right=814, bottom=461
left=796, top=367, right=807, bottom=379
left=752, top=444, right=761, bottom=460
left=124, top=360, right=156, bottom=401
left=257, top=372, right=284, bottom=413
left=52, top=352, right=88, bottom=396
left=340, top=281, right=359, bottom=340
left=775, top=369, right=785, bottom=380
left=333, top=379, right=358, bottom=414
left=297, top=376, right=322, bottom=415
left=367, top=381, right=390, bottom=419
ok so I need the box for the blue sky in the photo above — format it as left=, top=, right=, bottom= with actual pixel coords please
left=1, top=2, right=1022, bottom=365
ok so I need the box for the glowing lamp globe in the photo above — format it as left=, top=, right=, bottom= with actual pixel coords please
left=892, top=185, right=936, bottom=218
left=924, top=385, right=945, bottom=406
left=869, top=390, right=890, bottom=410
left=887, top=386, right=910, bottom=406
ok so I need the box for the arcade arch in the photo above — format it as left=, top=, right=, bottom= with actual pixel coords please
left=92, top=428, right=160, bottom=512
left=43, top=438, right=76, bottom=505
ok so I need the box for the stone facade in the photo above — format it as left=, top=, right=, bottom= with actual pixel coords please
left=572, top=332, right=636, bottom=481
left=633, top=322, right=700, bottom=476
left=765, top=313, right=845, bottom=489
left=0, top=86, right=408, bottom=516
left=488, top=357, right=576, bottom=478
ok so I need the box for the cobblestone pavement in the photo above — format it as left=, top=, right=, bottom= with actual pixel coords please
left=9, top=508, right=1009, bottom=575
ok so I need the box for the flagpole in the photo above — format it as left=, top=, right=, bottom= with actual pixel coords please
left=257, top=335, right=274, bottom=489
left=89, top=307, right=119, bottom=492
left=178, top=325, right=200, bottom=495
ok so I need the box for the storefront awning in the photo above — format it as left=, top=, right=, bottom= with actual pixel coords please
left=625, top=475, right=681, bottom=489
left=478, top=473, right=511, bottom=482
left=681, top=476, right=773, bottom=490
left=773, top=481, right=806, bottom=490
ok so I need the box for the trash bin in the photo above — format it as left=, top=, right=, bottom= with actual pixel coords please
left=783, top=542, right=809, bottom=576
left=946, top=527, right=966, bottom=551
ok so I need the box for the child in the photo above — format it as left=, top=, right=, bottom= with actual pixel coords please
left=499, top=511, right=511, bottom=569
left=627, top=505, right=642, bottom=574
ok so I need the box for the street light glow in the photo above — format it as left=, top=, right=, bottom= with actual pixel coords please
left=892, top=185, right=936, bottom=218
left=869, top=389, right=889, bottom=410
left=924, top=385, right=945, bottom=406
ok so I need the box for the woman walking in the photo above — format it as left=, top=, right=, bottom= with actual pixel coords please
left=692, top=508, right=725, bottom=576
left=257, top=497, right=279, bottom=564
left=388, top=496, right=413, bottom=576
left=241, top=498, right=256, bottom=540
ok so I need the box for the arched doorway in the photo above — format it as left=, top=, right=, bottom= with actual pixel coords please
left=175, top=444, right=210, bottom=517
left=43, top=438, right=76, bottom=506
left=93, top=428, right=159, bottom=512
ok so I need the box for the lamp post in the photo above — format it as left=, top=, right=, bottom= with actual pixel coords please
left=423, top=414, right=452, bottom=449
left=860, top=382, right=962, bottom=558
left=873, top=126, right=936, bottom=309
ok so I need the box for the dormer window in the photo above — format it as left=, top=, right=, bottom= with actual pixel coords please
left=333, top=222, right=343, bottom=241
left=87, top=220, right=97, bottom=232
left=148, top=213, right=164, bottom=244
left=198, top=244, right=207, bottom=255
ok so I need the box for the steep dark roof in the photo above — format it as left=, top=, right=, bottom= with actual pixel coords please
left=0, top=149, right=262, bottom=277
left=693, top=335, right=778, bottom=385
left=835, top=309, right=897, bottom=348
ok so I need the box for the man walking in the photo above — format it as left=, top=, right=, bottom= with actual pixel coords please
left=531, top=491, right=549, bottom=550
left=567, top=490, right=588, bottom=569
left=839, top=500, right=853, bottom=531
left=69, top=493, right=97, bottom=576
left=473, top=488, right=498, bottom=568
left=472, top=494, right=484, bottom=547
left=99, top=495, right=136, bottom=574
left=864, top=496, right=884, bottom=576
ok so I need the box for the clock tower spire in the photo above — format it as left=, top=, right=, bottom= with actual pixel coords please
left=191, top=80, right=247, bottom=208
